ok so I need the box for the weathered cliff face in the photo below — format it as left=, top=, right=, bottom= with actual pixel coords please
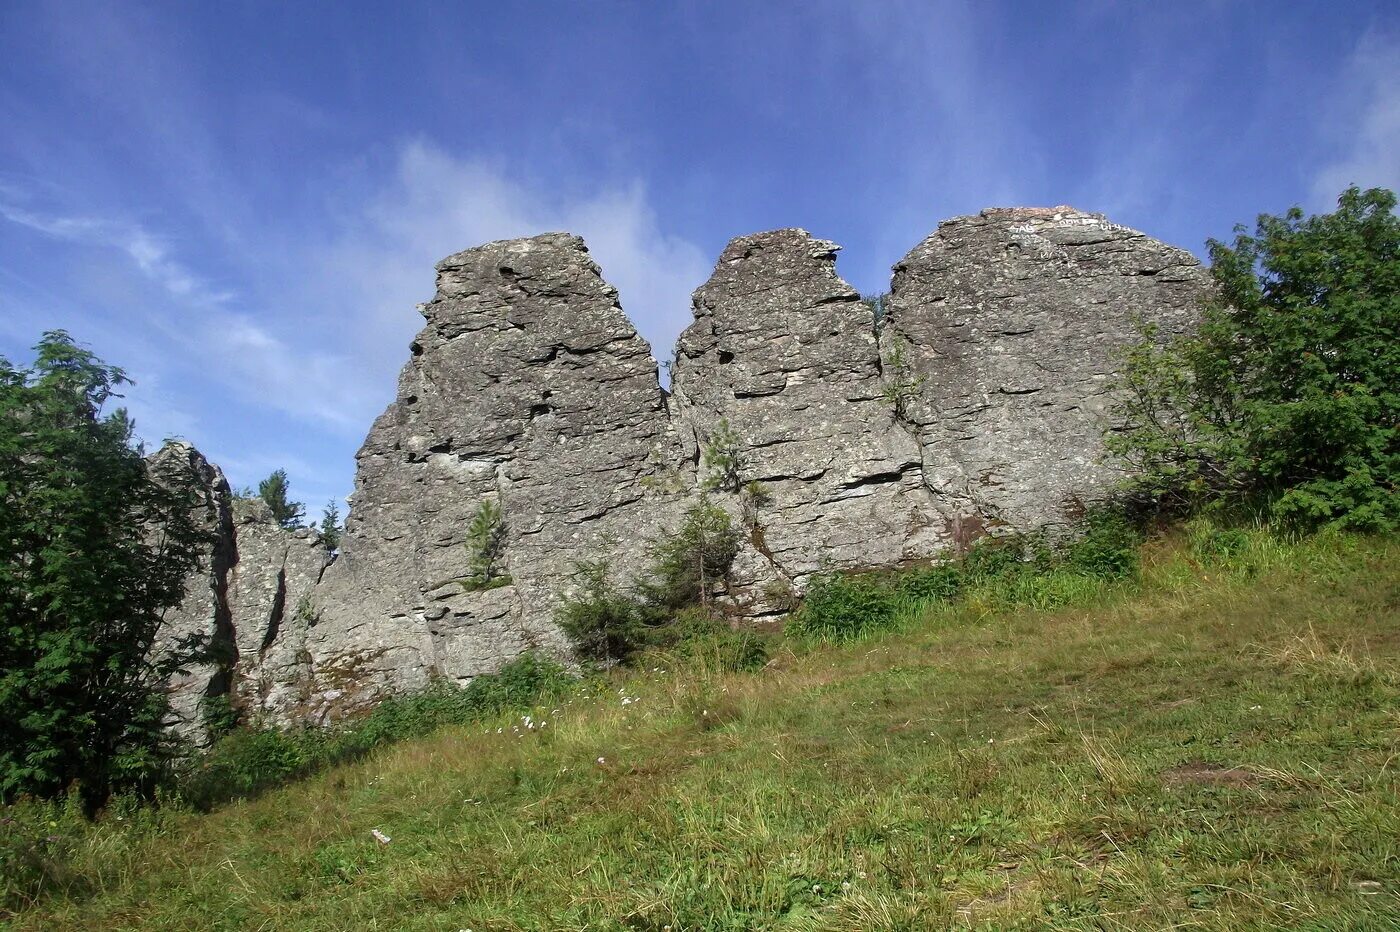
left=306, top=233, right=679, bottom=720
left=671, top=229, right=946, bottom=597
left=154, top=206, right=1214, bottom=727
left=152, top=443, right=331, bottom=736
left=147, top=442, right=235, bottom=739
left=884, top=207, right=1210, bottom=537
left=226, top=499, right=329, bottom=722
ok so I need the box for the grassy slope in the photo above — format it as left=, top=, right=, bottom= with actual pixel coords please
left=10, top=530, right=1400, bottom=930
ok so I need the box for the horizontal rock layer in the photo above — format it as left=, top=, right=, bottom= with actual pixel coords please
left=161, top=208, right=1211, bottom=726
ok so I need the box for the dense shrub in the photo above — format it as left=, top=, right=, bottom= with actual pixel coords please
left=1110, top=186, right=1398, bottom=531
left=0, top=332, right=207, bottom=809
left=179, top=653, right=573, bottom=810
left=557, top=498, right=745, bottom=666
left=639, top=496, right=742, bottom=612
left=793, top=514, right=1143, bottom=643
left=649, top=609, right=770, bottom=673
left=556, top=559, right=646, bottom=665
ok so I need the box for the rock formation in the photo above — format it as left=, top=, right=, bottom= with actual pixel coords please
left=883, top=207, right=1209, bottom=537
left=305, top=233, right=681, bottom=720
left=149, top=443, right=331, bottom=737
left=147, top=442, right=235, bottom=739
left=670, top=229, right=946, bottom=601
left=157, top=207, right=1213, bottom=727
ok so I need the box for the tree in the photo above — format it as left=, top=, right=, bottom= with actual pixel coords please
left=258, top=468, right=304, bottom=528
left=639, top=496, right=741, bottom=613
left=0, top=331, right=207, bottom=808
left=460, top=499, right=509, bottom=591
left=555, top=558, right=644, bottom=665
left=1109, top=186, right=1398, bottom=530
left=318, top=499, right=343, bottom=551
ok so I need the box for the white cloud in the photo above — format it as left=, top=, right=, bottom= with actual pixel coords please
left=1313, top=32, right=1400, bottom=206
left=0, top=201, right=232, bottom=304
left=324, top=141, right=710, bottom=378
left=2, top=141, right=711, bottom=454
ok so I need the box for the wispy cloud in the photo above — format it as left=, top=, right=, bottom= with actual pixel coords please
left=322, top=140, right=711, bottom=375
left=1313, top=31, right=1400, bottom=206
left=0, top=201, right=233, bottom=303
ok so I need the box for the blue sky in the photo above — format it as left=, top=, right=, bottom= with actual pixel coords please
left=2, top=1, right=1396, bottom=514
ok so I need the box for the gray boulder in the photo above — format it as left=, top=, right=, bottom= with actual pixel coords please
left=883, top=207, right=1211, bottom=540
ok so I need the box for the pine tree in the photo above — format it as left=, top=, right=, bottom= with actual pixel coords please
left=258, top=468, right=305, bottom=528
left=318, top=499, right=343, bottom=551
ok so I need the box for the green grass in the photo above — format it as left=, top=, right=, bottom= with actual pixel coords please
left=5, top=526, right=1400, bottom=929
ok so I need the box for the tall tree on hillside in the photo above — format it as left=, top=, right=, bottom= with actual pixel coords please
left=0, top=331, right=207, bottom=808
left=258, top=468, right=304, bottom=528
left=1110, top=185, right=1399, bottom=529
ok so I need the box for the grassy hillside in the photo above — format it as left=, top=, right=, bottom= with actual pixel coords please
left=6, top=527, right=1399, bottom=930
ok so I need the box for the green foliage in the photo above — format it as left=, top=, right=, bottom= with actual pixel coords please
left=179, top=653, right=573, bottom=810
left=0, top=331, right=207, bottom=809
left=257, top=468, right=305, bottom=528
left=880, top=332, right=926, bottom=420
left=318, top=500, right=342, bottom=551
left=10, top=525, right=1395, bottom=929
left=861, top=291, right=890, bottom=325
left=556, top=559, right=646, bottom=665
left=460, top=498, right=509, bottom=591
left=0, top=790, right=89, bottom=911
left=557, top=499, right=744, bottom=666
left=648, top=608, right=770, bottom=673
left=793, top=511, right=1143, bottom=643
left=739, top=479, right=772, bottom=528
left=701, top=418, right=742, bottom=492
left=1109, top=186, right=1398, bottom=531
left=640, top=496, right=742, bottom=612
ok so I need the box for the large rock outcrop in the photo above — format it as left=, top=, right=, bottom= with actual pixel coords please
left=147, top=442, right=236, bottom=739
left=306, top=233, right=679, bottom=720
left=884, top=207, right=1210, bottom=537
left=153, top=206, right=1215, bottom=726
left=152, top=443, right=331, bottom=736
left=671, top=230, right=946, bottom=593
left=226, top=499, right=330, bottom=722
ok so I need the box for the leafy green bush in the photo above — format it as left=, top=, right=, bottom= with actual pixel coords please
left=179, top=653, right=573, bottom=810
left=792, top=573, right=905, bottom=642
left=0, top=332, right=208, bottom=809
left=557, top=499, right=747, bottom=666
left=639, top=496, right=742, bottom=612
left=1110, top=186, right=1398, bottom=531
left=793, top=513, right=1143, bottom=642
left=648, top=608, right=769, bottom=673
left=1062, top=511, right=1143, bottom=580
left=556, top=558, right=646, bottom=665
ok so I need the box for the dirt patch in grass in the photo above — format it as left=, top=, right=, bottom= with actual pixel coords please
left=1163, top=761, right=1259, bottom=788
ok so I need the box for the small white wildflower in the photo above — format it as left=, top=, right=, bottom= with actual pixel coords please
left=842, top=881, right=851, bottom=892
